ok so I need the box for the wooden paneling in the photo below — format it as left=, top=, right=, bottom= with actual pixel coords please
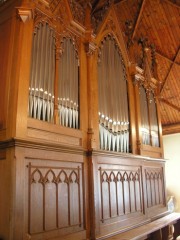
left=90, top=151, right=167, bottom=239
left=26, top=160, right=84, bottom=239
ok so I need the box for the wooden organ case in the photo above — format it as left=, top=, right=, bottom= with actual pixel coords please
left=0, top=1, right=171, bottom=240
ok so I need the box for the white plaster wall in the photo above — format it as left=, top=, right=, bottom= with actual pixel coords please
left=163, top=133, right=180, bottom=212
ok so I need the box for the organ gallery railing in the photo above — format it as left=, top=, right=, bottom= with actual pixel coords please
left=28, top=23, right=79, bottom=129
left=98, top=35, right=130, bottom=153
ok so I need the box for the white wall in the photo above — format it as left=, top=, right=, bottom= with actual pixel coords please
left=163, top=133, right=180, bottom=212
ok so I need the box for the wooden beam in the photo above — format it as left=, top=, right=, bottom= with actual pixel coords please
left=92, top=0, right=100, bottom=13
left=132, top=0, right=147, bottom=40
left=164, top=0, right=180, bottom=10
left=159, top=98, right=180, bottom=112
left=160, top=47, right=180, bottom=93
left=156, top=51, right=180, bottom=66
left=156, top=51, right=173, bottom=64
left=114, top=0, right=128, bottom=4
left=162, top=123, right=180, bottom=135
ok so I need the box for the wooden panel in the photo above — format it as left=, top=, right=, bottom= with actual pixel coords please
left=99, top=165, right=143, bottom=222
left=26, top=159, right=84, bottom=239
left=27, top=118, right=83, bottom=147
left=90, top=151, right=167, bottom=239
left=145, top=167, right=165, bottom=209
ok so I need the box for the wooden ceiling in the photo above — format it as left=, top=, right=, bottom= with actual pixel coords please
left=83, top=0, right=180, bottom=135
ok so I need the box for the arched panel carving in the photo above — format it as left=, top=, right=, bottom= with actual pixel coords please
left=27, top=162, right=83, bottom=236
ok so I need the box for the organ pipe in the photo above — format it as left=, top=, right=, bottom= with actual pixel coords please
left=139, top=86, right=159, bottom=147
left=149, top=92, right=160, bottom=147
left=29, top=23, right=55, bottom=122
left=98, top=36, right=130, bottom=153
left=139, top=86, right=150, bottom=145
left=58, top=38, right=79, bottom=129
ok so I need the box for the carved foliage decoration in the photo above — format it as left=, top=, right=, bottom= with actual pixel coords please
left=92, top=0, right=113, bottom=33
left=99, top=166, right=142, bottom=222
left=28, top=162, right=83, bottom=235
left=34, top=9, right=56, bottom=30
left=68, top=0, right=85, bottom=26
left=50, top=0, right=62, bottom=12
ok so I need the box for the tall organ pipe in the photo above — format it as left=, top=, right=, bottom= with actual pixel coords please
left=58, top=38, right=79, bottom=129
left=149, top=92, right=160, bottom=147
left=140, top=86, right=150, bottom=145
left=28, top=23, right=55, bottom=122
left=98, top=36, right=130, bottom=153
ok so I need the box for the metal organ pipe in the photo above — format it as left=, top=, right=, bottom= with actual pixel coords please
left=139, top=87, right=159, bottom=147
left=29, top=23, right=55, bottom=122
left=149, top=93, right=160, bottom=147
left=140, top=86, right=150, bottom=145
left=58, top=38, right=79, bottom=129
left=98, top=36, right=130, bottom=153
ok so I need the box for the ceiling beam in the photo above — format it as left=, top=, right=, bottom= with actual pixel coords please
left=159, top=98, right=180, bottom=112
left=155, top=51, right=180, bottom=66
left=162, top=123, right=180, bottom=135
left=163, top=0, right=180, bottom=9
left=160, top=47, right=180, bottom=93
left=132, top=0, right=147, bottom=40
left=92, top=0, right=101, bottom=13
left=156, top=51, right=174, bottom=64
left=114, top=0, right=128, bottom=4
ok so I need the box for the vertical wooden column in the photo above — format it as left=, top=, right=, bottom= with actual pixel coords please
left=84, top=3, right=99, bottom=150
left=155, top=96, right=164, bottom=156
left=85, top=43, right=99, bottom=150
left=15, top=6, right=34, bottom=139
left=129, top=64, right=142, bottom=154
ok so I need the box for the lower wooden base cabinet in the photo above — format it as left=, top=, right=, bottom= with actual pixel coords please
left=0, top=141, right=178, bottom=240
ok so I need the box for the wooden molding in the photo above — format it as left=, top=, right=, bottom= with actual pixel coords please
left=16, top=7, right=33, bottom=23
left=0, top=138, right=85, bottom=155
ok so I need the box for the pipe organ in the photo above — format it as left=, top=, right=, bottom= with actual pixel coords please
left=140, top=85, right=151, bottom=145
left=29, top=23, right=55, bottom=122
left=98, top=36, right=130, bottom=153
left=29, top=28, right=79, bottom=129
left=0, top=1, right=167, bottom=240
left=58, top=38, right=79, bottom=129
left=149, top=92, right=160, bottom=147
left=139, top=85, right=160, bottom=147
